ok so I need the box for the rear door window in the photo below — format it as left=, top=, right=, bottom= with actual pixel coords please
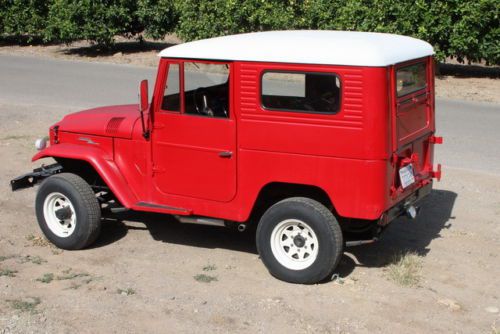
left=396, top=62, right=427, bottom=97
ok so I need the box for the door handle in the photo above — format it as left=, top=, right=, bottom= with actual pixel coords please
left=218, top=151, right=232, bottom=158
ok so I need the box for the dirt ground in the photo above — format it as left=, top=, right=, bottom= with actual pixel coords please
left=0, top=103, right=499, bottom=333
left=0, top=37, right=499, bottom=104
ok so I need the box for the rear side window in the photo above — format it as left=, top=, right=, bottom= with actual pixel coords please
left=396, top=62, right=427, bottom=97
left=261, top=72, right=341, bottom=114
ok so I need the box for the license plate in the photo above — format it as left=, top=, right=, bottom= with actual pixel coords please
left=399, top=164, right=415, bottom=189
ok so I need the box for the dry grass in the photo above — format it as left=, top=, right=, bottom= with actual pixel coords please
left=386, top=252, right=423, bottom=287
left=194, top=274, right=218, bottom=283
left=36, top=273, right=54, bottom=284
left=0, top=268, right=18, bottom=277
left=7, top=297, right=41, bottom=313
left=117, top=288, right=136, bottom=296
left=25, top=235, right=64, bottom=254
left=0, top=255, right=16, bottom=262
left=20, top=255, right=46, bottom=265
left=202, top=264, right=217, bottom=271
left=56, top=268, right=89, bottom=280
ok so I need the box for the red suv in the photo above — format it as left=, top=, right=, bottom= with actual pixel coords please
left=11, top=31, right=442, bottom=283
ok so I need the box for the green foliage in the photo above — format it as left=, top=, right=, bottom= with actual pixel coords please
left=1, top=0, right=50, bottom=41
left=448, top=0, right=499, bottom=65
left=44, top=0, right=144, bottom=46
left=137, top=0, right=178, bottom=40
left=0, top=0, right=498, bottom=64
left=174, top=0, right=499, bottom=65
left=173, top=0, right=301, bottom=41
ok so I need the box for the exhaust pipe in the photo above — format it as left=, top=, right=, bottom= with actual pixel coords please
left=237, top=224, right=247, bottom=232
left=345, top=238, right=378, bottom=247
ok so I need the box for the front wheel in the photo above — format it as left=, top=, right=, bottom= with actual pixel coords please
left=35, top=173, right=101, bottom=250
left=256, top=197, right=343, bottom=284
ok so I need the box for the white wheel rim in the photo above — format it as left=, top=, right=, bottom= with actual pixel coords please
left=43, top=192, right=77, bottom=238
left=270, top=219, right=319, bottom=270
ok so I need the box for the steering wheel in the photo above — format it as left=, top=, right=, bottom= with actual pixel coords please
left=193, top=87, right=214, bottom=116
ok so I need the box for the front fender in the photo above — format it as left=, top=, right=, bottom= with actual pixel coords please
left=32, top=143, right=138, bottom=208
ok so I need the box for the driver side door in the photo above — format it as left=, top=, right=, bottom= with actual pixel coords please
left=151, top=59, right=237, bottom=203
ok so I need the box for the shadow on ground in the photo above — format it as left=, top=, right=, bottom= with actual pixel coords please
left=62, top=40, right=176, bottom=57
left=93, top=189, right=457, bottom=278
left=338, top=189, right=457, bottom=277
left=94, top=211, right=257, bottom=254
left=438, top=62, right=500, bottom=78
left=0, top=36, right=176, bottom=55
left=0, top=35, right=57, bottom=47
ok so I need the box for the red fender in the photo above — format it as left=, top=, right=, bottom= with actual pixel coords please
left=32, top=143, right=138, bottom=208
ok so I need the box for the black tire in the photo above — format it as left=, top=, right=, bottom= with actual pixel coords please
left=35, top=173, right=101, bottom=250
left=256, top=197, right=343, bottom=284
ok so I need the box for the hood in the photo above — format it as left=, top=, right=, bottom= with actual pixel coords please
left=56, top=104, right=140, bottom=139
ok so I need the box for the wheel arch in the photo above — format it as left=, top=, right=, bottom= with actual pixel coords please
left=32, top=143, right=138, bottom=208
left=248, top=182, right=338, bottom=224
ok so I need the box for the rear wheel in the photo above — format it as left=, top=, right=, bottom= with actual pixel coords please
left=35, top=173, right=101, bottom=250
left=256, top=197, right=343, bottom=284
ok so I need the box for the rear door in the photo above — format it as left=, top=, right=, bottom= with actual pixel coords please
left=391, top=57, right=435, bottom=194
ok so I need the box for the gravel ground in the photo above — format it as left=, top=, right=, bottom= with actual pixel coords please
left=0, top=106, right=499, bottom=334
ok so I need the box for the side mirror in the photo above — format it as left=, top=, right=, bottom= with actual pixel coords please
left=138, top=79, right=150, bottom=140
left=139, top=79, right=149, bottom=112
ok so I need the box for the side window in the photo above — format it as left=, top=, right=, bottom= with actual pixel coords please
left=161, top=63, right=180, bottom=112
left=184, top=62, right=230, bottom=118
left=262, top=71, right=341, bottom=114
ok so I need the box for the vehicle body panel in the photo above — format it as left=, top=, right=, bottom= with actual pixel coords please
left=56, top=104, right=140, bottom=139
left=27, top=33, right=440, bottom=225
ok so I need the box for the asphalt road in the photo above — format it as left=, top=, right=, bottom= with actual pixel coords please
left=1, top=54, right=499, bottom=175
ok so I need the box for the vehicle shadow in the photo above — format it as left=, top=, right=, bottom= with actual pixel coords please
left=93, top=189, right=457, bottom=279
left=94, top=211, right=258, bottom=254
left=337, top=189, right=458, bottom=277
left=90, top=217, right=130, bottom=249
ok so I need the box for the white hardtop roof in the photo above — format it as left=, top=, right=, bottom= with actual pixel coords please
left=159, top=30, right=434, bottom=67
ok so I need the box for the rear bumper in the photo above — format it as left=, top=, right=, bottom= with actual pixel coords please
left=382, top=181, right=433, bottom=225
left=10, top=163, right=62, bottom=191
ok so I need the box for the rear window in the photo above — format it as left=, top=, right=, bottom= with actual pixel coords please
left=261, top=71, right=341, bottom=113
left=396, top=62, right=427, bottom=97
